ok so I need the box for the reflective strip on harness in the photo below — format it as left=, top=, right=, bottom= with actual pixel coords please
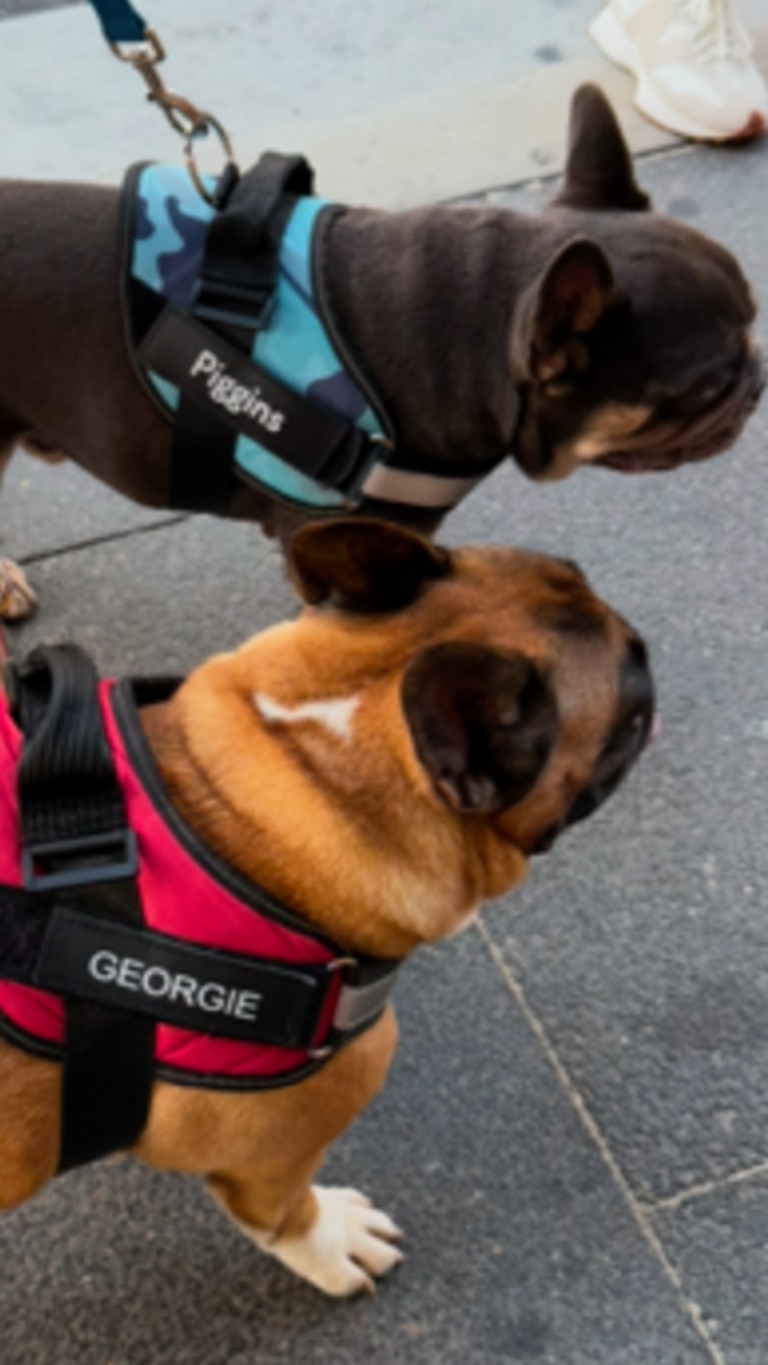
left=360, top=465, right=488, bottom=509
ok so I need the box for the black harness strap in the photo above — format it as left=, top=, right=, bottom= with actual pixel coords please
left=195, top=153, right=314, bottom=333
left=13, top=645, right=154, bottom=1171
left=168, top=154, right=317, bottom=512
left=16, top=643, right=135, bottom=863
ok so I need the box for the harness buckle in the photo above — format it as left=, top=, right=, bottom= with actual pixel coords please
left=22, top=829, right=138, bottom=894
left=193, top=275, right=275, bottom=333
left=306, top=956, right=357, bottom=1059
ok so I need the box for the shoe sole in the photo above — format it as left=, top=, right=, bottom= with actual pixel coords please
left=590, top=4, right=765, bottom=142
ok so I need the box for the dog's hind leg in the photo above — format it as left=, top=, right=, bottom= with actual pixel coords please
left=0, top=1042, right=60, bottom=1209
left=0, top=437, right=38, bottom=621
left=0, top=558, right=37, bottom=621
left=0, top=557, right=37, bottom=621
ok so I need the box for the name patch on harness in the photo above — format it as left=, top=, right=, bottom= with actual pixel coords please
left=34, top=908, right=330, bottom=1048
left=188, top=349, right=286, bottom=434
left=139, top=309, right=366, bottom=489
left=88, top=950, right=263, bottom=1022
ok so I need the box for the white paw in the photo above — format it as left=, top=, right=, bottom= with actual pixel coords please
left=261, top=1186, right=403, bottom=1297
left=0, top=558, right=36, bottom=620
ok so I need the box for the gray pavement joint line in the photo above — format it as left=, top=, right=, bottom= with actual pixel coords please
left=15, top=514, right=191, bottom=566
left=474, top=917, right=728, bottom=1365
left=640, top=1158, right=768, bottom=1216
left=449, top=140, right=695, bottom=204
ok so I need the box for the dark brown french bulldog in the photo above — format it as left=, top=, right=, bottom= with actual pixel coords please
left=0, top=84, right=761, bottom=619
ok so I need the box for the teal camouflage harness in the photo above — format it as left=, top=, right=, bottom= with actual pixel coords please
left=122, top=154, right=502, bottom=516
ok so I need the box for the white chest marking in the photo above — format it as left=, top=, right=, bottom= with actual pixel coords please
left=254, top=692, right=359, bottom=743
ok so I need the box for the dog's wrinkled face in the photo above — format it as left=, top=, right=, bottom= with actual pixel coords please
left=289, top=519, right=654, bottom=861
left=509, top=85, right=763, bottom=481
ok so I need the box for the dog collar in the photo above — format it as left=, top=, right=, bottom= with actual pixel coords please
left=121, top=154, right=503, bottom=516
left=0, top=645, right=400, bottom=1171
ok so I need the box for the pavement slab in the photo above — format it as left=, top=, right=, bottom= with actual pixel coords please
left=651, top=1173, right=768, bottom=1365
left=0, top=930, right=714, bottom=1365
left=7, top=512, right=294, bottom=675
left=1, top=450, right=178, bottom=563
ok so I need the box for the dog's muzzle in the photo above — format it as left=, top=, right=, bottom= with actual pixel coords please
left=532, top=636, right=655, bottom=855
left=595, top=344, right=765, bottom=474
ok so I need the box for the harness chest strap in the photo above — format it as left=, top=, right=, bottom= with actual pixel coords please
left=0, top=645, right=400, bottom=1171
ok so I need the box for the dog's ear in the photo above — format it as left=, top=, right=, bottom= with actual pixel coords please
left=288, top=518, right=451, bottom=612
left=524, top=238, right=621, bottom=381
left=552, top=84, right=651, bottom=212
left=402, top=643, right=558, bottom=814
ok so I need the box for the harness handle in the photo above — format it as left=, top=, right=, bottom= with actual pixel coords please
left=8, top=643, right=154, bottom=1172
left=87, top=0, right=239, bottom=206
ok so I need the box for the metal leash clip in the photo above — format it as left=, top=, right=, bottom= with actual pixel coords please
left=110, top=27, right=238, bottom=206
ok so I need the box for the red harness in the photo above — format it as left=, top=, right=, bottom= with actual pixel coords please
left=0, top=647, right=399, bottom=1168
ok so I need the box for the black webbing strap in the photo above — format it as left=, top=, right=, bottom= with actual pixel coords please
left=167, top=394, right=238, bottom=513
left=121, top=274, right=237, bottom=512
left=195, top=153, right=314, bottom=332
left=168, top=153, right=316, bottom=511
left=13, top=645, right=154, bottom=1171
left=16, top=644, right=135, bottom=864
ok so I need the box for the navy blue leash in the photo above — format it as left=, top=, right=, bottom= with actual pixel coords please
left=87, top=0, right=146, bottom=44
left=85, top=0, right=238, bottom=206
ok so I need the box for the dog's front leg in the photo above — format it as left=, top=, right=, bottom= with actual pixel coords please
left=209, top=1167, right=403, bottom=1297
left=202, top=1009, right=402, bottom=1296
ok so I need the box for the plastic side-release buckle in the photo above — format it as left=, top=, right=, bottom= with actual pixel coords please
left=193, top=273, right=276, bottom=333
left=22, top=828, right=138, bottom=894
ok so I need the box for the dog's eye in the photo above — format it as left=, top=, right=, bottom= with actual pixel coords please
left=543, top=379, right=575, bottom=399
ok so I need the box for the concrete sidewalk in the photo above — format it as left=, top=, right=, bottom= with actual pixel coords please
left=1, top=4, right=768, bottom=1363
left=3, top=0, right=768, bottom=200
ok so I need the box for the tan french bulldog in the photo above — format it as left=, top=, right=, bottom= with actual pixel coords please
left=0, top=520, right=654, bottom=1295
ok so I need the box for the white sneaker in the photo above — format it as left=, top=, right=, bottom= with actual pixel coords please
left=591, top=0, right=768, bottom=141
